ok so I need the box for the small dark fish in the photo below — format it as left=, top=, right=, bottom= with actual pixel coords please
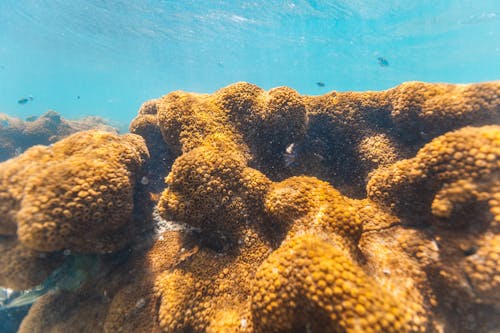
left=284, top=143, right=297, bottom=167
left=25, top=115, right=38, bottom=122
left=316, top=82, right=325, bottom=87
left=77, top=95, right=80, bottom=99
left=377, top=57, right=389, bottom=67
left=17, top=96, right=34, bottom=105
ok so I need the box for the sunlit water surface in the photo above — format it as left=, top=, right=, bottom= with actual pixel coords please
left=0, top=0, right=498, bottom=129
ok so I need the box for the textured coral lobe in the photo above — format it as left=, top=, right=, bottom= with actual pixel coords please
left=252, top=235, right=425, bottom=333
left=0, top=130, right=149, bottom=289
left=7, top=131, right=149, bottom=253
left=386, top=82, right=499, bottom=139
left=367, top=125, right=500, bottom=224
left=4, top=81, right=499, bottom=333
left=264, top=176, right=362, bottom=248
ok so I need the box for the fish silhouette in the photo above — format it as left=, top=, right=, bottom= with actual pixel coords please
left=377, top=57, right=389, bottom=67
left=17, top=96, right=34, bottom=105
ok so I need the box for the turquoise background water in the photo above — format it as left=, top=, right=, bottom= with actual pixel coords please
left=0, top=0, right=499, bottom=130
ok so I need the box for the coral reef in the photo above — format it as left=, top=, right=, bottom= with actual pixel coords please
left=1, top=81, right=499, bottom=332
left=0, top=110, right=118, bottom=162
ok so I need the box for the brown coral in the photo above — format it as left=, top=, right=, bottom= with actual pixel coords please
left=151, top=84, right=427, bottom=331
left=252, top=234, right=425, bottom=333
left=0, top=130, right=149, bottom=290
left=0, top=118, right=149, bottom=292
left=151, top=82, right=307, bottom=178
left=5, top=81, right=500, bottom=333
left=300, top=82, right=498, bottom=197
left=387, top=82, right=499, bottom=140
left=0, top=130, right=149, bottom=253
left=17, top=230, right=189, bottom=333
left=158, top=138, right=271, bottom=235
left=264, top=176, right=362, bottom=253
left=367, top=125, right=500, bottom=331
left=129, top=99, right=173, bottom=192
left=367, top=125, right=500, bottom=225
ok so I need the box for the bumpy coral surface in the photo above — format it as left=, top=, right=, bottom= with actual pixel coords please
left=367, top=125, right=500, bottom=332
left=252, top=234, right=424, bottom=333
left=0, top=130, right=148, bottom=289
left=368, top=125, right=500, bottom=222
left=2, top=81, right=499, bottom=333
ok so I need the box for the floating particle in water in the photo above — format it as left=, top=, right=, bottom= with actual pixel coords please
left=17, top=96, right=34, bottom=105
left=135, top=298, right=146, bottom=309
left=284, top=143, right=297, bottom=167
left=141, top=176, right=149, bottom=185
left=377, top=57, right=389, bottom=67
left=316, top=81, right=325, bottom=87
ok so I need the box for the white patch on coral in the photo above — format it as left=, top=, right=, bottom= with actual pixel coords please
left=152, top=206, right=190, bottom=234
left=135, top=298, right=146, bottom=309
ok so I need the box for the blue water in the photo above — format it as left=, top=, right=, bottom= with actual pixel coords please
left=0, top=0, right=499, bottom=129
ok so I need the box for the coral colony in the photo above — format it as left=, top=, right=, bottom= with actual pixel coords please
left=0, top=81, right=499, bottom=332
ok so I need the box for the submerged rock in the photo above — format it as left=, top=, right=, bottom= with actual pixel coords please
left=0, top=110, right=118, bottom=162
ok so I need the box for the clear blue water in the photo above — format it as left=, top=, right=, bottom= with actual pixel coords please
left=0, top=0, right=499, bottom=129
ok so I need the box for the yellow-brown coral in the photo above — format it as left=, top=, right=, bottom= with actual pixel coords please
left=158, top=138, right=271, bottom=234
left=264, top=176, right=362, bottom=253
left=367, top=125, right=500, bottom=225
left=5, top=81, right=500, bottom=333
left=252, top=234, right=424, bottom=333
left=1, top=130, right=149, bottom=253
left=152, top=83, right=432, bottom=332
left=367, top=125, right=500, bottom=331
